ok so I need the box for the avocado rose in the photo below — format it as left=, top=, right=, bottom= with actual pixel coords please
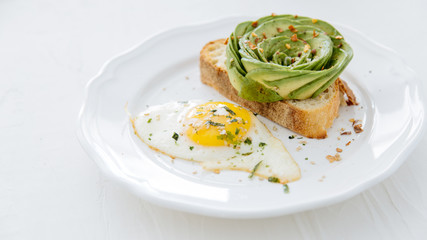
left=225, top=14, right=353, bottom=102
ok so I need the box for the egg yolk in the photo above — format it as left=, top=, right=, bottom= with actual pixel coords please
left=185, top=102, right=252, bottom=146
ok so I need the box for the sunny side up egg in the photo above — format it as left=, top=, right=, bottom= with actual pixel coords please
left=131, top=100, right=300, bottom=184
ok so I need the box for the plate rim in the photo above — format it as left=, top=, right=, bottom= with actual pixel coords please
left=77, top=15, right=426, bottom=218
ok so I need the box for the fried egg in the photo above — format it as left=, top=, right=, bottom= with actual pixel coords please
left=131, top=100, right=300, bottom=183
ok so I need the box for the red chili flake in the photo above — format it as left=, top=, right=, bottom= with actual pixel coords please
left=291, top=58, right=295, bottom=64
left=251, top=21, right=258, bottom=27
left=271, top=13, right=277, bottom=16
left=262, top=32, right=267, bottom=39
left=340, top=131, right=352, bottom=135
left=288, top=25, right=298, bottom=33
left=294, top=14, right=298, bottom=18
left=353, top=124, right=364, bottom=133
left=248, top=41, right=256, bottom=50
left=337, top=43, right=343, bottom=48
left=291, top=34, right=298, bottom=42
left=297, top=52, right=302, bottom=57
left=326, top=155, right=337, bottom=163
left=352, top=120, right=359, bottom=126
left=311, top=49, right=317, bottom=55
left=345, top=141, right=351, bottom=146
left=313, top=30, right=319, bottom=38
left=224, top=38, right=229, bottom=45
left=277, top=27, right=283, bottom=33
left=255, top=38, right=259, bottom=44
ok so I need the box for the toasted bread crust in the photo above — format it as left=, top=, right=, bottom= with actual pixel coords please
left=200, top=39, right=342, bottom=139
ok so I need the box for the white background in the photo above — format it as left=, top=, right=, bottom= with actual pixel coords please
left=1, top=0, right=427, bottom=239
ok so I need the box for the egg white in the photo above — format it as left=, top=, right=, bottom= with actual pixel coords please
left=131, top=100, right=300, bottom=183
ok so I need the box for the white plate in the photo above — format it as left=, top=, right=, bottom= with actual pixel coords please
left=78, top=16, right=425, bottom=218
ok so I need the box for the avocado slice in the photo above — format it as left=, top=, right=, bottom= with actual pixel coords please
left=225, top=14, right=353, bottom=101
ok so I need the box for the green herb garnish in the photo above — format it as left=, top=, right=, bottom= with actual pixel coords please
left=249, top=161, right=263, bottom=178
left=268, top=176, right=280, bottom=183
left=242, top=152, right=253, bottom=156
left=230, top=119, right=238, bottom=123
left=172, top=132, right=179, bottom=141
left=288, top=135, right=295, bottom=139
left=259, top=142, right=267, bottom=147
left=244, top=137, right=252, bottom=145
left=189, top=146, right=194, bottom=151
left=305, top=157, right=308, bottom=160
left=235, top=128, right=240, bottom=135
left=206, top=120, right=225, bottom=127
left=147, top=118, right=152, bottom=123
left=217, top=130, right=237, bottom=144
left=283, top=184, right=290, bottom=194
left=223, top=106, right=236, bottom=115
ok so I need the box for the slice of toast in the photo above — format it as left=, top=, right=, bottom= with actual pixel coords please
left=200, top=39, right=355, bottom=139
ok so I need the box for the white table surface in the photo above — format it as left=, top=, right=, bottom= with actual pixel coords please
left=1, top=0, right=426, bottom=239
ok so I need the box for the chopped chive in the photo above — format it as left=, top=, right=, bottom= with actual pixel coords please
left=147, top=118, right=152, bottom=123
left=230, top=119, right=238, bottom=123
left=189, top=146, right=194, bottom=151
left=288, top=135, right=295, bottom=139
left=210, top=109, right=217, bottom=113
left=217, top=130, right=236, bottom=143
left=223, top=106, right=236, bottom=115
left=242, top=152, right=253, bottom=156
left=268, top=176, right=280, bottom=183
left=259, top=142, right=267, bottom=147
left=172, top=132, right=179, bottom=141
left=244, top=138, right=252, bottom=145
left=206, top=120, right=225, bottom=127
left=235, top=128, right=240, bottom=135
left=249, top=161, right=263, bottom=178
left=283, top=184, right=290, bottom=193
left=305, top=157, right=308, bottom=160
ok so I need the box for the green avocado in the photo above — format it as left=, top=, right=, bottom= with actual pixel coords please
left=225, top=14, right=353, bottom=102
